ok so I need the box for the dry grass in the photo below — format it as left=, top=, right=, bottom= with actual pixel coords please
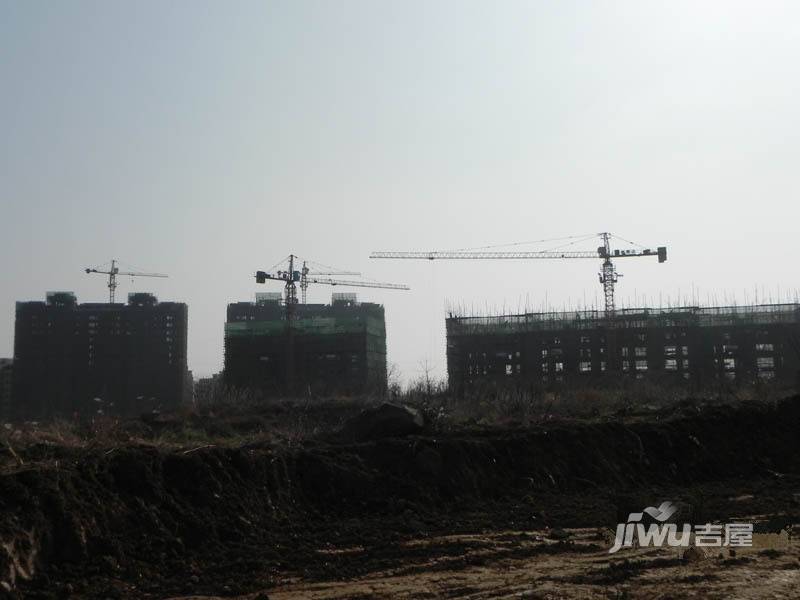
left=1, top=378, right=793, bottom=458
left=399, top=377, right=795, bottom=431
left=0, top=392, right=378, bottom=456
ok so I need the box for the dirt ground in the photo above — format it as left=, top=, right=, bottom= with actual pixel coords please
left=1, top=396, right=798, bottom=599
left=167, top=525, right=800, bottom=600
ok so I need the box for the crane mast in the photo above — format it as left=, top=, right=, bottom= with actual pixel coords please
left=599, top=232, right=618, bottom=313
left=85, top=259, right=168, bottom=303
left=371, top=232, right=666, bottom=315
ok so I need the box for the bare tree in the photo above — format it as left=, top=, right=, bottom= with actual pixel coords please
left=386, top=362, right=402, bottom=399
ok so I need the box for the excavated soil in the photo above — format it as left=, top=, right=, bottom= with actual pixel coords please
left=1, top=397, right=799, bottom=599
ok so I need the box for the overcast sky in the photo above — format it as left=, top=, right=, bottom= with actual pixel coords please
left=2, top=1, right=800, bottom=382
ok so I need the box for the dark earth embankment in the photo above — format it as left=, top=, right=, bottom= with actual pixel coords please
left=1, top=396, right=799, bottom=598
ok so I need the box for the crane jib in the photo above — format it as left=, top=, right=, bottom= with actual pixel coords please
left=368, top=234, right=667, bottom=314
left=370, top=248, right=667, bottom=262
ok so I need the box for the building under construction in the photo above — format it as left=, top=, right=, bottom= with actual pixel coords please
left=11, top=292, right=189, bottom=420
left=0, top=359, right=12, bottom=418
left=446, top=303, right=800, bottom=393
left=224, top=293, right=388, bottom=395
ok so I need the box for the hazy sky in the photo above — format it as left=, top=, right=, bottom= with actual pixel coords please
left=2, top=1, right=800, bottom=382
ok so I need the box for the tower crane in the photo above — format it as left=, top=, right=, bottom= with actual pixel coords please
left=85, top=259, right=168, bottom=303
left=298, top=263, right=360, bottom=304
left=370, top=232, right=666, bottom=314
left=254, top=254, right=409, bottom=391
left=256, top=254, right=409, bottom=312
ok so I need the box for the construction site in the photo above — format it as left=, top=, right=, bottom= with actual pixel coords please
left=222, top=254, right=408, bottom=395
left=2, top=241, right=800, bottom=600
left=446, top=303, right=800, bottom=392
left=6, top=4, right=800, bottom=596
left=224, top=291, right=389, bottom=395
left=370, top=233, right=790, bottom=392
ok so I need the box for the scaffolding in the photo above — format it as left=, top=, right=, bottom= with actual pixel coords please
left=447, top=304, right=800, bottom=336
left=446, top=303, right=800, bottom=392
left=224, top=296, right=388, bottom=395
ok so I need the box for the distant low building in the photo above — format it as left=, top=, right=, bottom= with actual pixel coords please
left=184, top=369, right=195, bottom=407
left=0, top=359, right=12, bottom=419
left=224, top=293, right=387, bottom=395
left=194, top=372, right=223, bottom=406
left=12, top=292, right=188, bottom=420
left=447, top=303, right=800, bottom=393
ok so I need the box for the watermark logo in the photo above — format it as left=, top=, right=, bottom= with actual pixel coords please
left=609, top=501, right=753, bottom=554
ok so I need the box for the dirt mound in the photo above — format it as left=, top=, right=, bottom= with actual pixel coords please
left=1, top=396, right=799, bottom=598
left=333, top=403, right=425, bottom=442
